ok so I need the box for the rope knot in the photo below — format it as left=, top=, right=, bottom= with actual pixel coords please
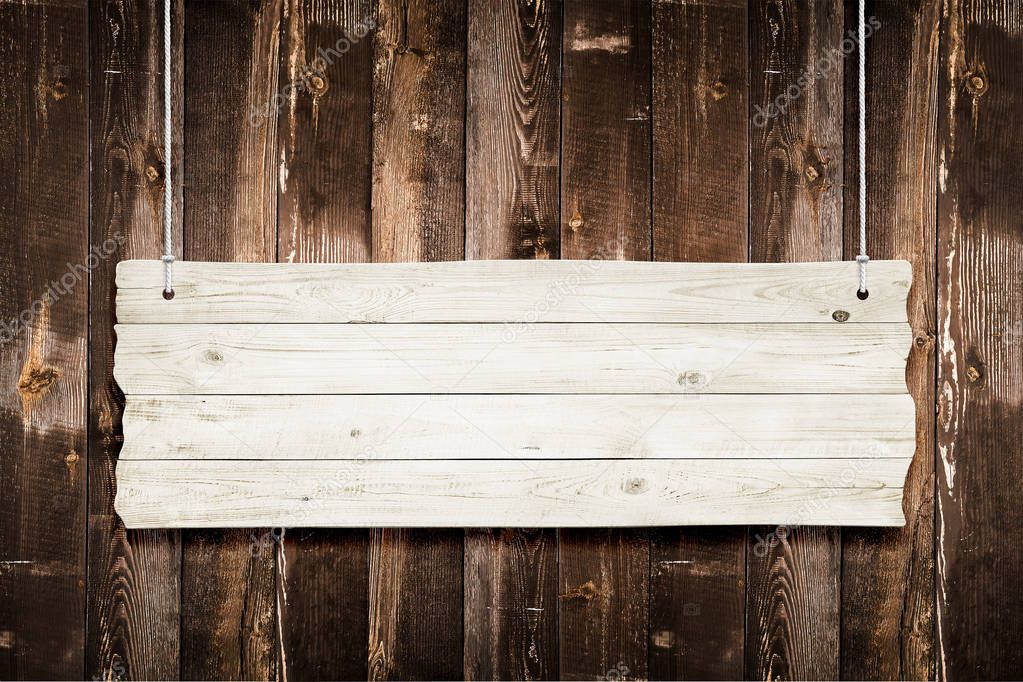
left=856, top=255, right=869, bottom=265
left=161, top=254, right=175, bottom=264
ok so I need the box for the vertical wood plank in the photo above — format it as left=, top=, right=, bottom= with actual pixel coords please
left=370, top=530, right=464, bottom=680
left=179, top=0, right=283, bottom=678
left=0, top=1, right=88, bottom=677
left=652, top=0, right=748, bottom=261
left=86, top=0, right=183, bottom=678
left=649, top=0, right=748, bottom=678
left=370, top=1, right=466, bottom=678
left=840, top=0, right=939, bottom=679
left=936, top=1, right=1023, bottom=679
left=561, top=0, right=651, bottom=263
left=559, top=1, right=650, bottom=679
left=464, top=2, right=561, bottom=678
left=747, top=0, right=843, bottom=678
left=464, top=530, right=559, bottom=681
left=466, top=0, right=562, bottom=261
left=372, top=0, right=467, bottom=264
left=279, top=0, right=374, bottom=263
left=185, top=0, right=280, bottom=263
left=277, top=0, right=374, bottom=679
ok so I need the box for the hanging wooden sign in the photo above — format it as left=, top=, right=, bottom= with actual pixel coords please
left=113, top=259, right=914, bottom=528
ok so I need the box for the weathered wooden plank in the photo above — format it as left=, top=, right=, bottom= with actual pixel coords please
left=180, top=530, right=276, bottom=680
left=184, top=0, right=280, bottom=265
left=277, top=528, right=369, bottom=681
left=559, top=1, right=651, bottom=677
left=840, top=0, right=940, bottom=679
left=464, top=528, right=559, bottom=681
left=652, top=0, right=747, bottom=263
left=372, top=0, right=465, bottom=264
left=650, top=528, right=746, bottom=680
left=120, top=393, right=915, bottom=461
left=279, top=0, right=373, bottom=265
left=747, top=0, right=845, bottom=678
left=370, top=1, right=466, bottom=678
left=86, top=0, right=183, bottom=678
left=650, top=0, right=749, bottom=675
left=179, top=0, right=283, bottom=677
left=464, top=2, right=562, bottom=676
left=113, top=321, right=911, bottom=395
left=466, top=0, right=561, bottom=262
left=277, top=1, right=374, bottom=678
left=116, top=458, right=909, bottom=529
left=115, top=258, right=912, bottom=324
left=0, top=1, right=88, bottom=677
left=369, top=528, right=463, bottom=681
left=936, top=1, right=1023, bottom=679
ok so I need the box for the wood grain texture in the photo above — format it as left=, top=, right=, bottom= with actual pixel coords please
left=86, top=0, right=183, bottom=678
left=180, top=1, right=283, bottom=677
left=370, top=1, right=466, bottom=678
left=840, top=0, right=940, bottom=679
left=464, top=528, right=558, bottom=681
left=184, top=0, right=280, bottom=265
left=652, top=0, right=748, bottom=263
left=936, top=1, right=1023, bottom=679
left=113, top=321, right=912, bottom=395
left=116, top=258, right=913, bottom=323
left=180, top=530, right=276, bottom=680
left=0, top=1, right=88, bottom=677
left=6, top=0, right=1023, bottom=676
left=559, top=1, right=651, bottom=677
left=115, top=458, right=910, bottom=528
left=561, top=0, right=650, bottom=263
left=276, top=1, right=374, bottom=678
left=369, top=529, right=463, bottom=680
left=650, top=1, right=749, bottom=676
left=649, top=528, right=746, bottom=680
left=372, top=0, right=466, bottom=263
left=466, top=0, right=561, bottom=261
left=747, top=0, right=845, bottom=678
left=749, top=0, right=845, bottom=265
left=464, top=3, right=561, bottom=677
left=119, top=393, right=916, bottom=461
left=279, top=0, right=373, bottom=264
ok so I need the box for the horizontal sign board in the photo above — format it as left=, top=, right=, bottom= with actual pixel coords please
left=114, top=259, right=914, bottom=528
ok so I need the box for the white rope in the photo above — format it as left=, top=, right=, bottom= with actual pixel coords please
left=857, top=0, right=869, bottom=295
left=162, top=0, right=174, bottom=297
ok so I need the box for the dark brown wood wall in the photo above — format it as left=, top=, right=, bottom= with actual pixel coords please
left=1, top=0, right=1020, bottom=679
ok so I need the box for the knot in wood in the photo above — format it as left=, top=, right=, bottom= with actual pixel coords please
left=965, top=71, right=988, bottom=96
left=677, top=370, right=707, bottom=388
left=624, top=477, right=648, bottom=494
left=307, top=73, right=328, bottom=96
left=832, top=310, right=850, bottom=322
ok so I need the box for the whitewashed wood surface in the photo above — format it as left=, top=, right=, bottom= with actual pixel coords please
left=120, top=394, right=915, bottom=460
left=116, top=259, right=912, bottom=323
left=113, top=322, right=911, bottom=394
left=113, top=259, right=915, bottom=528
left=114, top=458, right=910, bottom=527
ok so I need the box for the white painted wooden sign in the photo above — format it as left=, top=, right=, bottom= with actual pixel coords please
left=113, top=259, right=914, bottom=528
